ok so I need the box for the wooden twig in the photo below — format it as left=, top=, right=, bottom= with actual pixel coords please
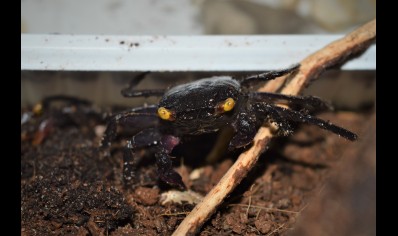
left=229, top=203, right=301, bottom=214
left=172, top=19, right=376, bottom=236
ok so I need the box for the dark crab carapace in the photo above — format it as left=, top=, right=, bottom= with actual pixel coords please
left=101, top=64, right=357, bottom=189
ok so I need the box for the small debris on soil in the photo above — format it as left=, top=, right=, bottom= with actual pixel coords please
left=160, top=190, right=204, bottom=205
left=133, top=187, right=160, bottom=206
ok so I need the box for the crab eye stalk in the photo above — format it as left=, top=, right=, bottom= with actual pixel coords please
left=158, top=107, right=175, bottom=121
left=216, top=97, right=236, bottom=114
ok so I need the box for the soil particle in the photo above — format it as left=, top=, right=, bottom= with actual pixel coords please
left=254, top=218, right=272, bottom=234
left=133, top=186, right=160, bottom=205
left=87, top=216, right=105, bottom=235
left=111, top=224, right=135, bottom=235
left=225, top=214, right=246, bottom=234
left=276, top=198, right=292, bottom=209
left=290, top=194, right=302, bottom=206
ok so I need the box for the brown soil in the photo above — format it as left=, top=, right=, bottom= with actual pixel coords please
left=21, top=104, right=375, bottom=235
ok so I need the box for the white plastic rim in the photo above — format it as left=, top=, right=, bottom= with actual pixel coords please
left=21, top=34, right=375, bottom=71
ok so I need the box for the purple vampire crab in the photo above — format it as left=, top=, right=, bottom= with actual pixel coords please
left=100, top=64, right=357, bottom=189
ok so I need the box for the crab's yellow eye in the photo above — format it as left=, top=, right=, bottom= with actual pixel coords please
left=222, top=98, right=235, bottom=112
left=158, top=107, right=175, bottom=121
left=216, top=97, right=236, bottom=114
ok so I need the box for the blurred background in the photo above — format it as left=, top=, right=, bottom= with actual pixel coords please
left=22, top=0, right=375, bottom=35
left=21, top=0, right=375, bottom=108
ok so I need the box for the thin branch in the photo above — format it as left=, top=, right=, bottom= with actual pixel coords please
left=228, top=203, right=301, bottom=214
left=265, top=223, right=286, bottom=236
left=172, top=19, right=376, bottom=236
left=160, top=211, right=191, bottom=216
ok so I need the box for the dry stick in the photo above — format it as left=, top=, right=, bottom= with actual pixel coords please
left=173, top=19, right=376, bottom=236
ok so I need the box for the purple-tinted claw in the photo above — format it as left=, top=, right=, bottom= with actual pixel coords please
left=156, top=152, right=186, bottom=190
left=229, top=110, right=257, bottom=150
left=161, top=135, right=180, bottom=154
left=159, top=169, right=186, bottom=190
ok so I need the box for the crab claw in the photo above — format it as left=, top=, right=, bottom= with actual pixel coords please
left=156, top=153, right=186, bottom=190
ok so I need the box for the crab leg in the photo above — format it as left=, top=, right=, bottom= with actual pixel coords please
left=228, top=108, right=258, bottom=150
left=123, top=128, right=163, bottom=184
left=121, top=71, right=166, bottom=97
left=256, top=103, right=357, bottom=141
left=240, top=63, right=299, bottom=86
left=250, top=92, right=332, bottom=112
left=100, top=105, right=159, bottom=148
left=124, top=128, right=185, bottom=189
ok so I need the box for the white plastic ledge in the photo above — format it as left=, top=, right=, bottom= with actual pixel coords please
left=21, top=34, right=375, bottom=72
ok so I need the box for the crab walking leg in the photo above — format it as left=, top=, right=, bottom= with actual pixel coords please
left=123, top=147, right=135, bottom=184
left=123, top=128, right=162, bottom=184
left=124, top=129, right=185, bottom=188
left=121, top=72, right=166, bottom=98
left=252, top=103, right=295, bottom=135
left=39, top=95, right=92, bottom=109
left=249, top=92, right=332, bottom=112
left=156, top=135, right=185, bottom=189
left=155, top=152, right=185, bottom=189
left=240, top=63, right=299, bottom=86
left=100, top=105, right=159, bottom=148
left=121, top=88, right=166, bottom=98
left=261, top=104, right=358, bottom=141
